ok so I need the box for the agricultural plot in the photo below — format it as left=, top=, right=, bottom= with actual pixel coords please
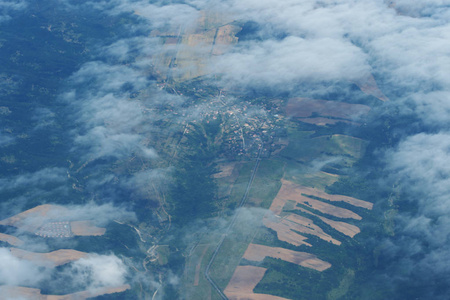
left=354, top=74, right=389, bottom=102
left=0, top=205, right=106, bottom=237
left=70, top=221, right=106, bottom=236
left=0, top=285, right=131, bottom=300
left=281, top=131, right=367, bottom=165
left=149, top=10, right=241, bottom=81
left=0, top=232, right=23, bottom=247
left=286, top=98, right=371, bottom=126
left=296, top=207, right=361, bottom=238
left=9, top=248, right=88, bottom=266
left=224, top=266, right=289, bottom=300
left=242, top=244, right=331, bottom=271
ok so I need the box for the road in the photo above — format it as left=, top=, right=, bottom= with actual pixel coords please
left=205, top=146, right=263, bottom=300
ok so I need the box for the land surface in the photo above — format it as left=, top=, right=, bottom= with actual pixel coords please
left=0, top=285, right=131, bottom=300
left=243, top=244, right=331, bottom=271
left=0, top=233, right=23, bottom=247
left=224, top=266, right=289, bottom=300
left=9, top=248, right=88, bottom=266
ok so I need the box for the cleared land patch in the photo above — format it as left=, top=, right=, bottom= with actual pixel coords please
left=354, top=74, right=389, bottom=102
left=0, top=233, right=23, bottom=247
left=286, top=98, right=370, bottom=122
left=270, top=180, right=368, bottom=220
left=296, top=207, right=361, bottom=238
left=265, top=179, right=369, bottom=247
left=281, top=131, right=367, bottom=167
left=10, top=248, right=88, bottom=266
left=0, top=285, right=131, bottom=300
left=224, top=266, right=289, bottom=300
left=150, top=10, right=240, bottom=81
left=0, top=205, right=106, bottom=237
left=297, top=183, right=373, bottom=210
left=70, top=221, right=106, bottom=236
left=243, top=244, right=331, bottom=271
left=285, top=214, right=341, bottom=245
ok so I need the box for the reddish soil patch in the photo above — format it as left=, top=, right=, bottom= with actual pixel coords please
left=243, top=244, right=331, bottom=271
left=0, top=233, right=23, bottom=247
left=0, top=204, right=66, bottom=232
left=297, top=207, right=361, bottom=238
left=212, top=25, right=240, bottom=56
left=354, top=74, right=389, bottom=102
left=263, top=217, right=312, bottom=247
left=224, top=266, right=289, bottom=300
left=70, top=221, right=106, bottom=236
left=0, top=285, right=131, bottom=300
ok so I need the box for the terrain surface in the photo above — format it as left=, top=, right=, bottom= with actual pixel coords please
left=0, top=2, right=414, bottom=300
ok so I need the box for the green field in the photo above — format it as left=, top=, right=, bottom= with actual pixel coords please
left=281, top=127, right=367, bottom=168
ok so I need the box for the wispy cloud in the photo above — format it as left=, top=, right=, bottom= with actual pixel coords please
left=0, top=0, right=27, bottom=23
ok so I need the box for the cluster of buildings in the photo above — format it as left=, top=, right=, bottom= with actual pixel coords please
left=35, top=221, right=73, bottom=238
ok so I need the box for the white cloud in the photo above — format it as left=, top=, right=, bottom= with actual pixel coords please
left=0, top=0, right=27, bottom=23
left=0, top=247, right=50, bottom=286
left=69, top=254, right=128, bottom=289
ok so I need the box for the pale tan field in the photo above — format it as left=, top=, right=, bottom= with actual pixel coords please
left=148, top=10, right=240, bottom=81
left=296, top=207, right=361, bottom=238
left=213, top=162, right=237, bottom=178
left=243, top=244, right=331, bottom=271
left=270, top=180, right=363, bottom=220
left=263, top=215, right=340, bottom=246
left=224, top=266, right=289, bottom=300
left=0, top=233, right=23, bottom=247
left=0, top=205, right=106, bottom=237
left=294, top=181, right=373, bottom=210
left=211, top=25, right=240, bottom=56
left=10, top=248, right=88, bottom=266
left=263, top=218, right=312, bottom=247
left=0, top=204, right=65, bottom=231
left=294, top=194, right=360, bottom=220
left=354, top=74, right=389, bottom=102
left=70, top=221, right=106, bottom=236
left=266, top=179, right=364, bottom=246
left=0, top=285, right=130, bottom=300
left=285, top=214, right=341, bottom=245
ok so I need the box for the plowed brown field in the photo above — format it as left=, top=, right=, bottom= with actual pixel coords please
left=224, top=266, right=289, bottom=300
left=0, top=233, right=23, bottom=247
left=243, top=244, right=331, bottom=271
